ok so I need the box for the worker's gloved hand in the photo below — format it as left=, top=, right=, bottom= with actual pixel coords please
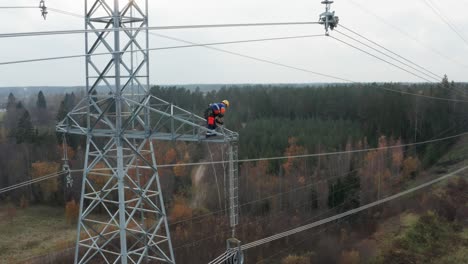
left=216, top=117, right=224, bottom=125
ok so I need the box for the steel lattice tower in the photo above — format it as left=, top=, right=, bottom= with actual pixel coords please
left=56, top=0, right=239, bottom=263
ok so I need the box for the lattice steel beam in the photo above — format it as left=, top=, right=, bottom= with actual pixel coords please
left=57, top=1, right=238, bottom=263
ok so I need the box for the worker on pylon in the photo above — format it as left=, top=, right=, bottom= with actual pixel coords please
left=204, top=100, right=230, bottom=138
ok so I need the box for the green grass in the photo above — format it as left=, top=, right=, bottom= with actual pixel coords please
left=0, top=206, right=76, bottom=263
left=400, top=213, right=419, bottom=228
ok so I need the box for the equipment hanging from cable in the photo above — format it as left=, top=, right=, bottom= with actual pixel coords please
left=39, top=0, right=48, bottom=20
left=62, top=134, right=72, bottom=188
left=225, top=238, right=244, bottom=264
left=319, top=0, right=339, bottom=35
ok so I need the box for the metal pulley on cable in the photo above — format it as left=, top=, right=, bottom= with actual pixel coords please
left=319, top=0, right=339, bottom=35
left=225, top=238, right=244, bottom=264
left=39, top=0, right=48, bottom=20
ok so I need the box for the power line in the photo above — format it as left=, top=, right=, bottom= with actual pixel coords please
left=338, top=25, right=443, bottom=80
left=421, top=0, right=468, bottom=48
left=11, top=6, right=466, bottom=102
left=152, top=32, right=468, bottom=102
left=2, top=130, right=467, bottom=195
left=171, top=121, right=463, bottom=229
left=239, top=164, right=468, bottom=250
left=256, top=219, right=344, bottom=264
left=347, top=0, right=468, bottom=68
left=0, top=21, right=320, bottom=39
left=329, top=35, right=434, bottom=83
left=151, top=32, right=354, bottom=83
left=0, top=34, right=325, bottom=66
left=338, top=24, right=468, bottom=98
left=206, top=121, right=464, bottom=264
left=0, top=6, right=38, bottom=9
left=159, top=130, right=468, bottom=169
left=48, top=7, right=83, bottom=18
left=0, top=170, right=68, bottom=195
left=334, top=29, right=439, bottom=82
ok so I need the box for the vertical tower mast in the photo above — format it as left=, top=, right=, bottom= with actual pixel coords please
left=71, top=0, right=175, bottom=263
left=57, top=1, right=239, bottom=263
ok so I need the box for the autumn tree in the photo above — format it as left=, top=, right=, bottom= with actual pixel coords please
left=65, top=199, right=80, bottom=226
left=31, top=161, right=60, bottom=202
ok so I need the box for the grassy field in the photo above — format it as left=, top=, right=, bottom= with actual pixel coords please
left=0, top=206, right=76, bottom=263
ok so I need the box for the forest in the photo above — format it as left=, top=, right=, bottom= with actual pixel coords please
left=0, top=78, right=467, bottom=263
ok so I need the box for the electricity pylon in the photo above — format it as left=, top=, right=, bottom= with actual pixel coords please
left=56, top=0, right=238, bottom=263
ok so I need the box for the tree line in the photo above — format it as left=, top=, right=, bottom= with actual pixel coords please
left=0, top=78, right=467, bottom=263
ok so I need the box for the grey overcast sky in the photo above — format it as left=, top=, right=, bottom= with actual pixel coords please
left=0, top=0, right=468, bottom=87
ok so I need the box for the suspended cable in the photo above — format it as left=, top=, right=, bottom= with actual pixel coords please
left=0, top=170, right=69, bottom=195
left=48, top=7, right=83, bottom=18
left=173, top=123, right=466, bottom=235
left=179, top=184, right=355, bottom=260
left=0, top=34, right=325, bottom=66
left=209, top=198, right=353, bottom=263
left=329, top=35, right=434, bottom=83
left=338, top=24, right=468, bottom=98
left=160, top=131, right=468, bottom=169
left=421, top=0, right=468, bottom=48
left=336, top=25, right=442, bottom=80
left=0, top=21, right=320, bottom=39
left=257, top=219, right=344, bottom=264
left=151, top=32, right=352, bottom=83
left=347, top=0, right=468, bottom=68
left=0, top=6, right=38, bottom=9
left=4, top=129, right=465, bottom=196
left=0, top=169, right=85, bottom=195
left=152, top=32, right=468, bottom=102
left=5, top=6, right=464, bottom=102
left=240, top=164, right=468, bottom=250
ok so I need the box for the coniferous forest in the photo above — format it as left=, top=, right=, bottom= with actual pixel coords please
left=0, top=79, right=467, bottom=263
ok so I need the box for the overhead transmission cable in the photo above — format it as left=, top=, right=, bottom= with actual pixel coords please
left=171, top=119, right=468, bottom=230
left=237, top=164, right=468, bottom=251
left=337, top=24, right=468, bottom=98
left=0, top=21, right=321, bottom=39
left=181, top=187, right=355, bottom=259
left=7, top=6, right=467, bottom=102
left=0, top=34, right=325, bottom=66
left=329, top=35, right=434, bottom=83
left=337, top=25, right=442, bottom=80
left=3, top=129, right=467, bottom=196
left=0, top=170, right=69, bottom=195
left=421, top=0, right=468, bottom=48
left=151, top=32, right=468, bottom=102
left=158, top=130, right=468, bottom=169
left=169, top=125, right=462, bottom=227
left=0, top=6, right=38, bottom=9
left=347, top=0, right=468, bottom=68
